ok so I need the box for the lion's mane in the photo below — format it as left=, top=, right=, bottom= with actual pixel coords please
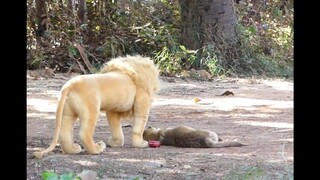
left=100, top=55, right=160, bottom=97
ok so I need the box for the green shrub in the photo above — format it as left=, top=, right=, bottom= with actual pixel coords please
left=41, top=171, right=80, bottom=180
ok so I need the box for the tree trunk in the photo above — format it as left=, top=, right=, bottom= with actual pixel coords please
left=78, top=0, right=87, bottom=23
left=67, top=0, right=75, bottom=16
left=180, top=0, right=238, bottom=50
left=59, top=0, right=63, bottom=7
left=35, top=0, right=47, bottom=38
left=180, top=0, right=201, bottom=50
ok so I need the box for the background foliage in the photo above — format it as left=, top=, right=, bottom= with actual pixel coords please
left=27, top=0, right=293, bottom=77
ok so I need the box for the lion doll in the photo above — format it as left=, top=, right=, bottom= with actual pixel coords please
left=33, top=55, right=160, bottom=159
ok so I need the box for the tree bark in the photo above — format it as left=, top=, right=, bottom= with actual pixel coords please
left=35, top=0, right=47, bottom=37
left=180, top=0, right=201, bottom=50
left=78, top=0, right=87, bottom=23
left=59, top=0, right=63, bottom=7
left=180, top=0, right=238, bottom=50
left=67, top=0, right=75, bottom=16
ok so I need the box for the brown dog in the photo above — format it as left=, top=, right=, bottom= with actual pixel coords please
left=143, top=126, right=247, bottom=148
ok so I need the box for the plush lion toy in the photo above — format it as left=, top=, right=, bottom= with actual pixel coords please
left=33, top=55, right=160, bottom=159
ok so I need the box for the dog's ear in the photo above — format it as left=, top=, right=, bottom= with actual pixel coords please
left=158, top=130, right=165, bottom=142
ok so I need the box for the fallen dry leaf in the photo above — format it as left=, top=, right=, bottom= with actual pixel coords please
left=193, top=97, right=202, bottom=103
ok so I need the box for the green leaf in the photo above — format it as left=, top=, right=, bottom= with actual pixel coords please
left=248, top=26, right=256, bottom=35
left=41, top=171, right=59, bottom=180
left=60, top=173, right=75, bottom=180
left=80, top=23, right=88, bottom=30
left=68, top=46, right=78, bottom=56
left=179, top=45, right=187, bottom=52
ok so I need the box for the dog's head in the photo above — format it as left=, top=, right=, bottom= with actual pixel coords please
left=143, top=126, right=162, bottom=141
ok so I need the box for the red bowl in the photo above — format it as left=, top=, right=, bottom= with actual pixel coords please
left=148, top=140, right=161, bottom=148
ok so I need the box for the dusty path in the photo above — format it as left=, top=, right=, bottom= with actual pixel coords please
left=27, top=72, right=293, bottom=180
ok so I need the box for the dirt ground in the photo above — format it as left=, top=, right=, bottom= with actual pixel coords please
left=27, top=71, right=293, bottom=180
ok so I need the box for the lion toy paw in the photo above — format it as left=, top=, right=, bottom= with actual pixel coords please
left=108, top=137, right=124, bottom=147
left=97, top=141, right=106, bottom=150
left=133, top=139, right=149, bottom=148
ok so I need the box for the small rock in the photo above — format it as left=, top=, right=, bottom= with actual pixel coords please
left=143, top=161, right=164, bottom=168
left=76, top=170, right=97, bottom=180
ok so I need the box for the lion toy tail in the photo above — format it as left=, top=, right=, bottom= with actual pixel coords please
left=32, top=86, right=71, bottom=159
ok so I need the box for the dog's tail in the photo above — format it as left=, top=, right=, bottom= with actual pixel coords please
left=207, top=139, right=248, bottom=148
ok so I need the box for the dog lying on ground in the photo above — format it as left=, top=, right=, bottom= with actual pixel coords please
left=143, top=125, right=247, bottom=148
